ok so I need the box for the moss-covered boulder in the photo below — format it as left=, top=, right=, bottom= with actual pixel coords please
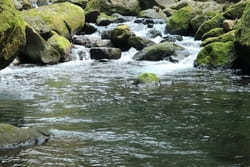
left=48, top=32, right=72, bottom=62
left=135, top=73, right=159, bottom=85
left=195, top=14, right=225, bottom=40
left=128, top=35, right=155, bottom=50
left=21, top=2, right=85, bottom=39
left=0, top=0, right=26, bottom=70
left=133, top=42, right=186, bottom=61
left=111, top=25, right=132, bottom=51
left=166, top=6, right=196, bottom=35
left=235, top=2, right=250, bottom=72
left=223, top=1, right=248, bottom=19
left=85, top=0, right=140, bottom=16
left=190, top=12, right=217, bottom=33
left=195, top=41, right=236, bottom=69
left=0, top=124, right=50, bottom=149
left=201, top=30, right=236, bottom=46
left=19, top=26, right=61, bottom=65
left=202, top=28, right=225, bottom=40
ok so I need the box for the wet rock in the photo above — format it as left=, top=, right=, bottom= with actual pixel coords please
left=138, top=0, right=158, bottom=10
left=97, top=13, right=117, bottom=26
left=133, top=42, right=187, bottom=61
left=111, top=25, right=132, bottom=51
left=101, top=30, right=113, bottom=39
left=112, top=13, right=128, bottom=23
left=19, top=26, right=61, bottom=65
left=147, top=29, right=162, bottom=38
left=161, top=35, right=183, bottom=42
left=73, top=35, right=113, bottom=48
left=134, top=19, right=143, bottom=24
left=21, top=2, right=85, bottom=39
left=128, top=35, right=155, bottom=50
left=147, top=24, right=154, bottom=28
left=0, top=124, right=50, bottom=150
left=143, top=19, right=154, bottom=25
left=48, top=32, right=72, bottom=62
left=85, top=10, right=100, bottom=23
left=90, top=47, right=121, bottom=60
left=0, top=0, right=26, bottom=70
left=78, top=23, right=97, bottom=35
left=139, top=7, right=167, bottom=20
left=195, top=41, right=236, bottom=69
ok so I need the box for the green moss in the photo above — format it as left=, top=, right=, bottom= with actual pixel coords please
left=167, top=6, right=196, bottom=35
left=111, top=25, right=132, bottom=51
left=85, top=0, right=102, bottom=12
left=0, top=0, right=26, bottom=70
left=195, top=41, right=236, bottom=68
left=201, top=30, right=236, bottom=46
left=135, top=73, right=159, bottom=84
left=223, top=1, right=248, bottom=19
left=21, top=2, right=85, bottom=38
left=195, top=14, right=225, bottom=40
left=96, top=12, right=116, bottom=25
left=202, top=28, right=225, bottom=40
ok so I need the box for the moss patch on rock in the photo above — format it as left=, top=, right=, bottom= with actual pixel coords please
left=0, top=0, right=26, bottom=70
left=166, top=6, right=196, bottom=36
left=135, top=73, right=159, bottom=84
left=201, top=30, right=236, bottom=46
left=202, top=27, right=225, bottom=40
left=195, top=14, right=225, bottom=40
left=195, top=41, right=236, bottom=69
left=21, top=2, right=85, bottom=39
left=223, top=1, right=248, bottom=19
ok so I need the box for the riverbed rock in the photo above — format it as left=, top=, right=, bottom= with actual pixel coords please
left=96, top=13, right=117, bottom=26
left=90, top=47, right=121, bottom=60
left=195, top=41, right=236, bottom=69
left=134, top=73, right=159, bottom=85
left=111, top=25, right=132, bottom=51
left=166, top=6, right=196, bottom=36
left=133, top=42, right=187, bottom=61
left=190, top=12, right=216, bottom=34
left=73, top=35, right=113, bottom=48
left=19, top=26, right=61, bottom=65
left=201, top=30, right=236, bottom=47
left=48, top=32, right=72, bottom=62
left=21, top=2, right=85, bottom=39
left=139, top=7, right=167, bottom=20
left=128, top=35, right=155, bottom=50
left=235, top=2, right=250, bottom=72
left=202, top=28, right=225, bottom=40
left=78, top=23, right=97, bottom=35
left=195, top=14, right=225, bottom=40
left=0, top=0, right=26, bottom=70
left=85, top=0, right=140, bottom=16
left=0, top=124, right=50, bottom=149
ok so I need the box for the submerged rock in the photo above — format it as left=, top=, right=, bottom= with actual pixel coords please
left=90, top=47, right=121, bottom=60
left=133, top=42, right=187, bottom=61
left=0, top=0, right=26, bottom=70
left=134, top=73, right=159, bottom=85
left=195, top=41, right=236, bottom=69
left=0, top=124, right=50, bottom=150
left=78, top=23, right=97, bottom=35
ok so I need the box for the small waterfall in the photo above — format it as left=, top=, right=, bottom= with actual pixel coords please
left=30, top=0, right=38, bottom=8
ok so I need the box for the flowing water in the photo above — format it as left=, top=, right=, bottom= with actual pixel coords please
left=1, top=17, right=250, bottom=167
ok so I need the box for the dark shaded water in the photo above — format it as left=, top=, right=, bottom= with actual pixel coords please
left=0, top=18, right=250, bottom=167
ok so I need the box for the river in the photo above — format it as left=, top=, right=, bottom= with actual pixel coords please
left=0, top=16, right=250, bottom=167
